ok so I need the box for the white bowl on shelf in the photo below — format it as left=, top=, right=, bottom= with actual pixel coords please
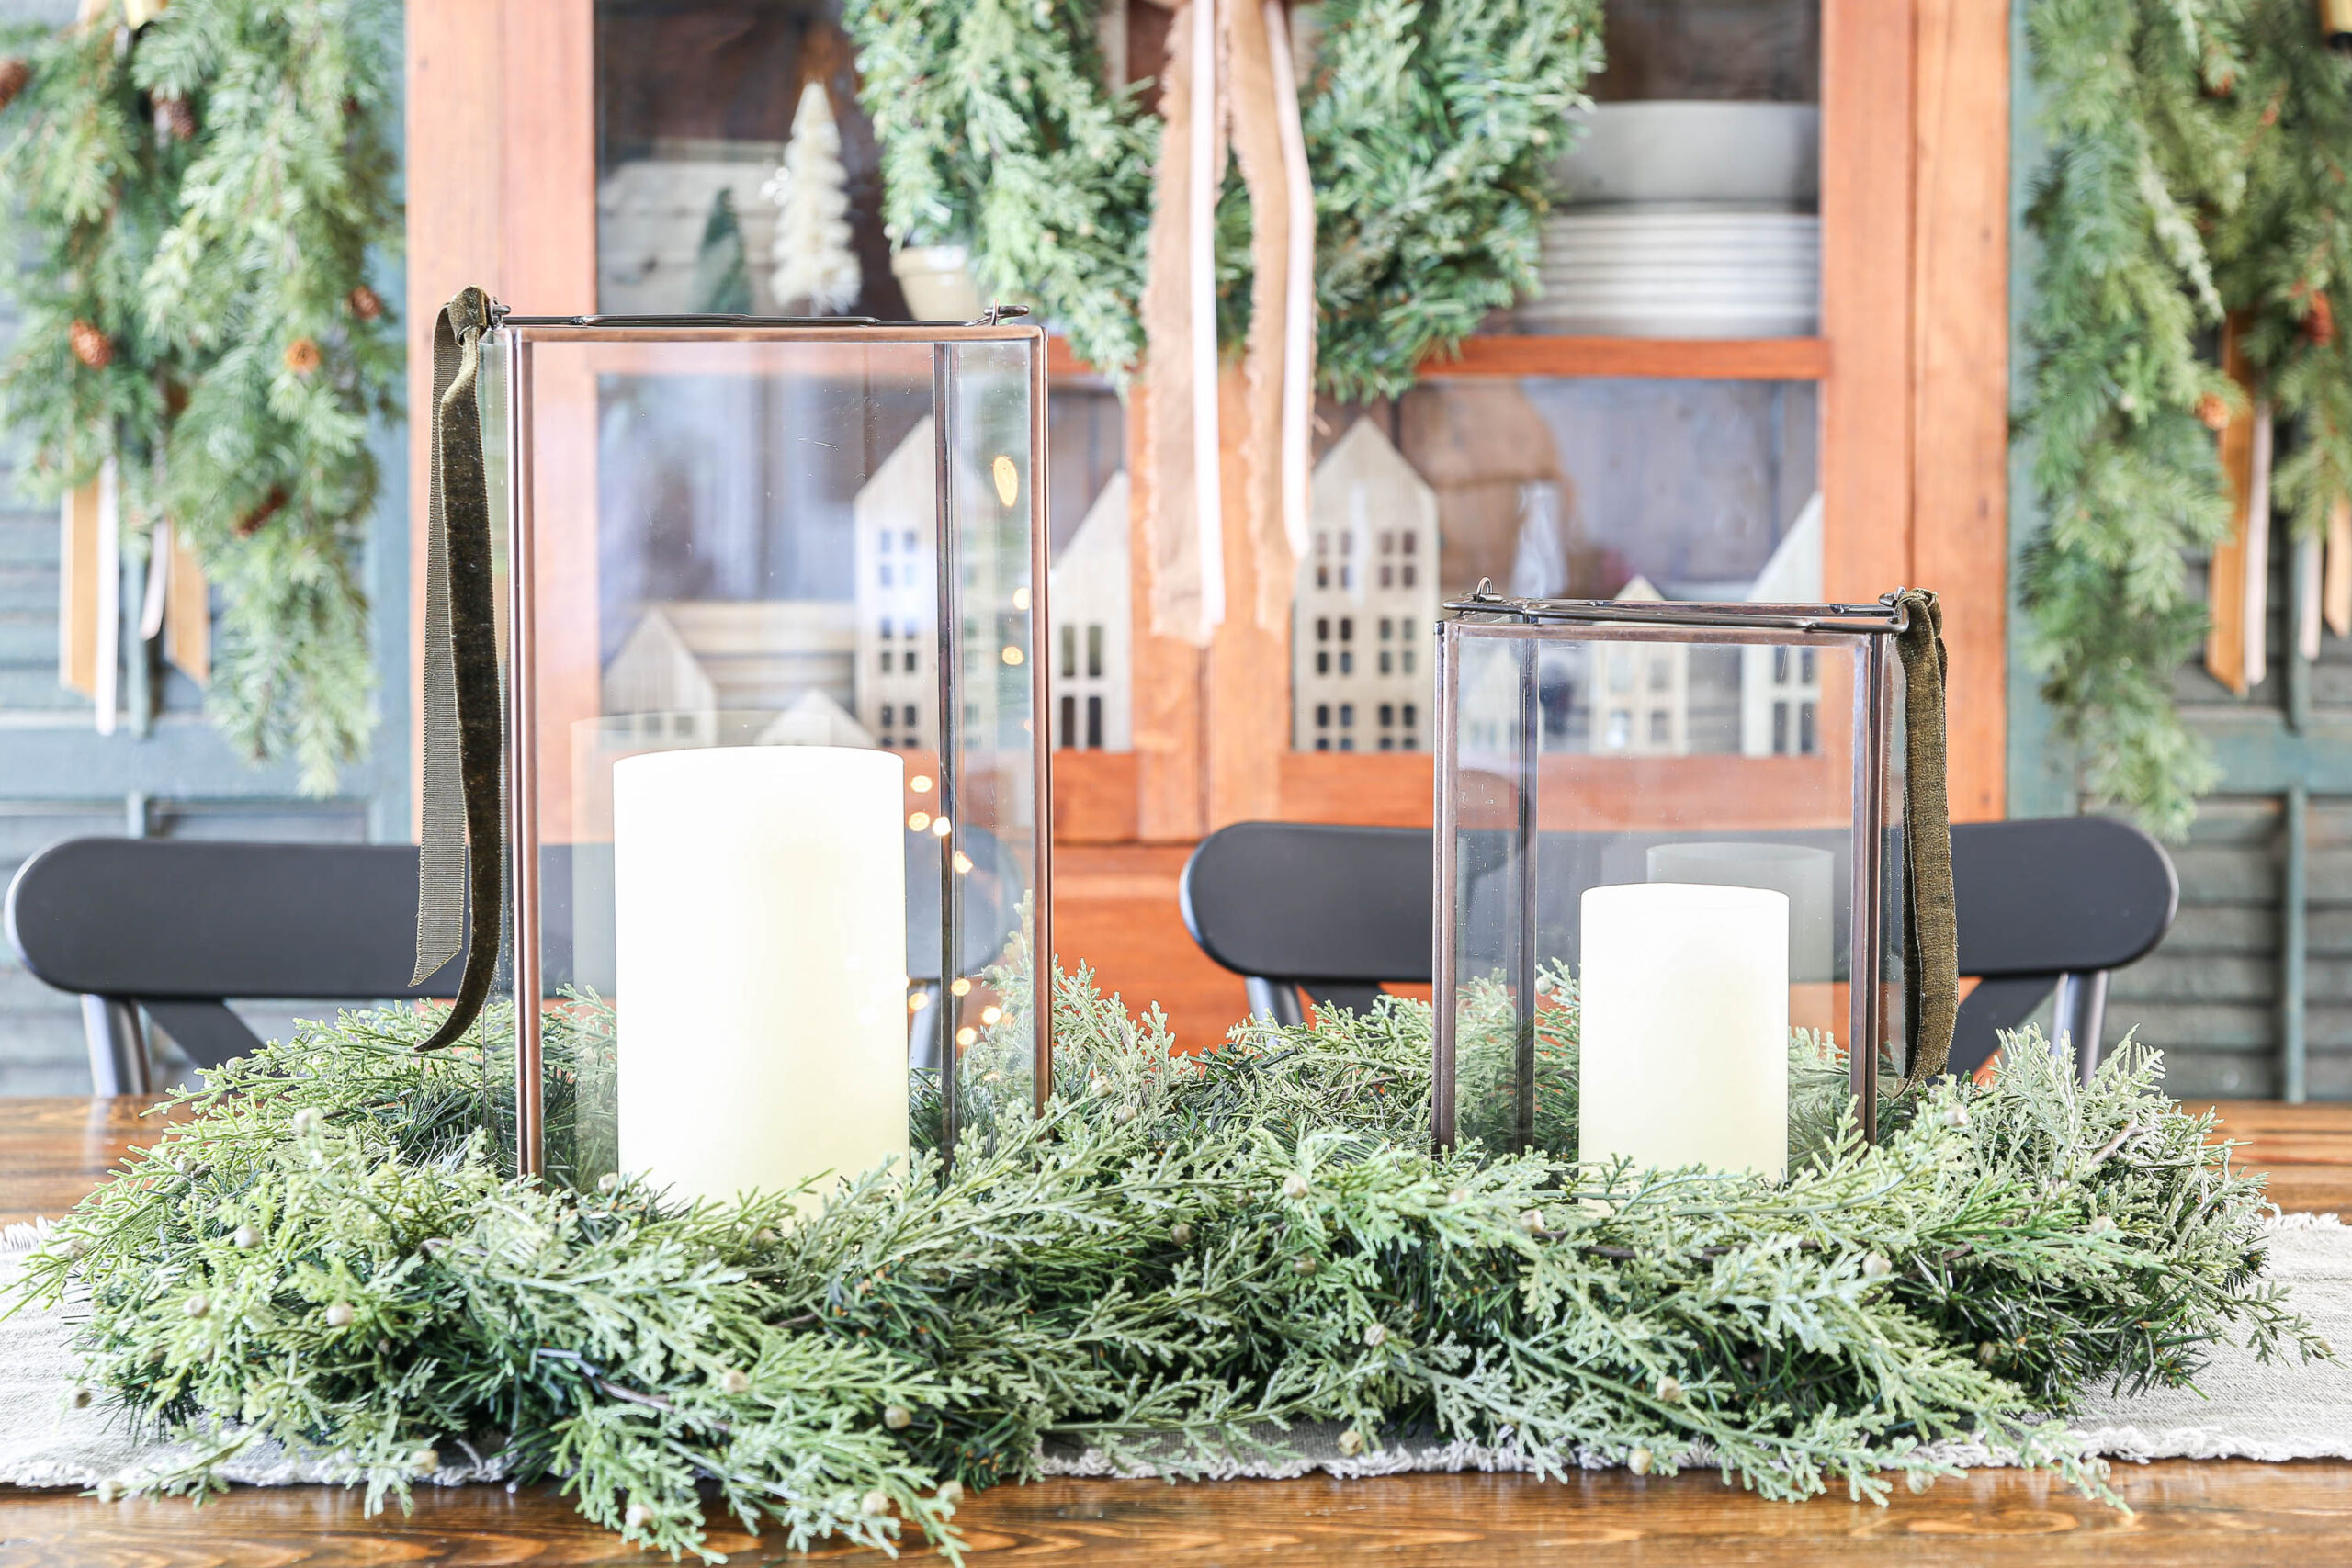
left=891, top=245, right=986, bottom=321
left=1550, top=101, right=1820, bottom=209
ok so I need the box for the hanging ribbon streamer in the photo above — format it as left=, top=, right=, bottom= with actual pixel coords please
left=411, top=287, right=506, bottom=1051
left=2328, top=494, right=2352, bottom=641
left=1892, top=588, right=1958, bottom=1085
left=93, top=457, right=120, bottom=737
left=2242, top=404, right=2274, bottom=688
left=1137, top=0, right=1316, bottom=643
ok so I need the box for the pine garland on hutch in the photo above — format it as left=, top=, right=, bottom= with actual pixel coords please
left=2018, top=0, right=2352, bottom=836
left=842, top=0, right=1603, bottom=400
left=0, top=0, right=401, bottom=789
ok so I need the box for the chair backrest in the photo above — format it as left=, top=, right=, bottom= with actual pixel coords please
left=1180, top=818, right=2179, bottom=1064
left=7, top=829, right=1029, bottom=1071
left=6, top=840, right=464, bottom=1068
left=1947, top=817, right=2177, bottom=976
left=7, top=839, right=460, bottom=1001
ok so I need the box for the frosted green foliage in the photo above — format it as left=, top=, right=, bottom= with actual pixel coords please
left=0, top=1, right=402, bottom=790
left=840, top=0, right=1601, bottom=399
left=2020, top=0, right=2352, bottom=835
left=11, top=963, right=2324, bottom=1561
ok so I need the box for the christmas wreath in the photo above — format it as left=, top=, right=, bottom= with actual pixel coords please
left=845, top=0, right=1602, bottom=401
left=0, top=0, right=401, bottom=790
left=2018, top=0, right=2352, bottom=834
left=11, top=958, right=2322, bottom=1561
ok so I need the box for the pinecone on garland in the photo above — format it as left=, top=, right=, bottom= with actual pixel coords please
left=283, top=336, right=322, bottom=376
left=153, top=94, right=196, bottom=142
left=69, top=320, right=112, bottom=369
left=345, top=285, right=382, bottom=321
left=2198, top=391, right=2232, bottom=432
left=2309, top=289, right=2336, bottom=348
left=237, top=485, right=289, bottom=537
left=0, top=58, right=29, bottom=113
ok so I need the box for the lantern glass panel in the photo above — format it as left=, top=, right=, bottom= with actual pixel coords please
left=485, top=321, right=1049, bottom=1194
left=1434, top=607, right=1905, bottom=1179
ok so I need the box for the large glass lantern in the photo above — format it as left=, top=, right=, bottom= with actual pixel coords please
left=481, top=310, right=1050, bottom=1194
left=1431, top=590, right=1927, bottom=1178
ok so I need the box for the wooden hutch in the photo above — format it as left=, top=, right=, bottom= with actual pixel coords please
left=404, top=0, right=2009, bottom=1050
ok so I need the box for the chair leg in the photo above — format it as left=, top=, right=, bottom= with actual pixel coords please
left=1245, top=976, right=1304, bottom=1027
left=2051, top=971, right=2110, bottom=1085
left=83, top=996, right=151, bottom=1097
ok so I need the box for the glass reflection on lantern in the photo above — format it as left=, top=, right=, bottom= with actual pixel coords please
left=481, top=312, right=1050, bottom=1196
left=1431, top=589, right=1916, bottom=1177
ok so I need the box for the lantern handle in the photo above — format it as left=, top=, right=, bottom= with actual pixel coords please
left=1890, top=587, right=1959, bottom=1084
left=409, top=287, right=506, bottom=1053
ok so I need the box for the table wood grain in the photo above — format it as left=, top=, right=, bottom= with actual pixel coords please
left=6, top=1095, right=2352, bottom=1566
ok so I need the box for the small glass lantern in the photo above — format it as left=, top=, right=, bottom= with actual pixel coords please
left=1432, top=590, right=1917, bottom=1177
left=481, top=311, right=1051, bottom=1195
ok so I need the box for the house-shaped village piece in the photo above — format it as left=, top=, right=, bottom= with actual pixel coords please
left=1292, top=420, right=1442, bottom=752
left=1046, top=472, right=1132, bottom=752
left=598, top=419, right=1046, bottom=759
left=1740, top=493, right=1824, bottom=757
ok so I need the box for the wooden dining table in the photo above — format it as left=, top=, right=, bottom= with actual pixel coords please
left=5, top=1095, right=2352, bottom=1567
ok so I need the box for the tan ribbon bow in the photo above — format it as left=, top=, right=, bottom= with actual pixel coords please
left=1136, top=0, right=1317, bottom=645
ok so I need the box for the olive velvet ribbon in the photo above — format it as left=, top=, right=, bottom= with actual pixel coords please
left=1894, top=588, right=1959, bottom=1084
left=410, top=287, right=503, bottom=1051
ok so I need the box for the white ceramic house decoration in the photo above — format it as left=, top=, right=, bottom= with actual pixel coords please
left=1292, top=419, right=1441, bottom=752
left=1741, top=494, right=1826, bottom=757
left=1046, top=471, right=1132, bottom=752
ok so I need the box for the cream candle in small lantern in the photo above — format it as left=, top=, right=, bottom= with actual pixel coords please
left=612, top=746, right=909, bottom=1204
left=1577, top=882, right=1790, bottom=1179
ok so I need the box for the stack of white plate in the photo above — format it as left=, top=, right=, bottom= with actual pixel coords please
left=1521, top=207, right=1818, bottom=338
left=1521, top=102, right=1820, bottom=339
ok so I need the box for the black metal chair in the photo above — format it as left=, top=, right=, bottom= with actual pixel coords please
left=1179, top=817, right=2178, bottom=1079
left=6, top=828, right=1026, bottom=1096
left=5, top=840, right=464, bottom=1095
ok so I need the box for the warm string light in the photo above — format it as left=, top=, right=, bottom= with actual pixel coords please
left=950, top=977, right=973, bottom=997
left=953, top=851, right=974, bottom=874
left=1001, top=646, right=1024, bottom=666
left=907, top=811, right=931, bottom=831
left=931, top=817, right=954, bottom=838
left=909, top=775, right=934, bottom=794
left=955, top=1026, right=978, bottom=1046
left=980, top=1004, right=1002, bottom=1025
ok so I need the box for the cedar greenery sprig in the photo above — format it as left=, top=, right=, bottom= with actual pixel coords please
left=842, top=0, right=1601, bottom=399
left=2018, top=0, right=2352, bottom=835
left=12, top=965, right=2324, bottom=1562
left=0, top=0, right=401, bottom=790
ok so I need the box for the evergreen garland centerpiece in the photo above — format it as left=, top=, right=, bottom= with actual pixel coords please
left=0, top=0, right=401, bottom=790
left=843, top=0, right=1602, bottom=399
left=11, top=957, right=2324, bottom=1562
left=2018, top=0, right=2352, bottom=834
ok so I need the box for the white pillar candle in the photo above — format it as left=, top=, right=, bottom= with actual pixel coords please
left=613, top=746, right=908, bottom=1205
left=1578, top=882, right=1789, bottom=1179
